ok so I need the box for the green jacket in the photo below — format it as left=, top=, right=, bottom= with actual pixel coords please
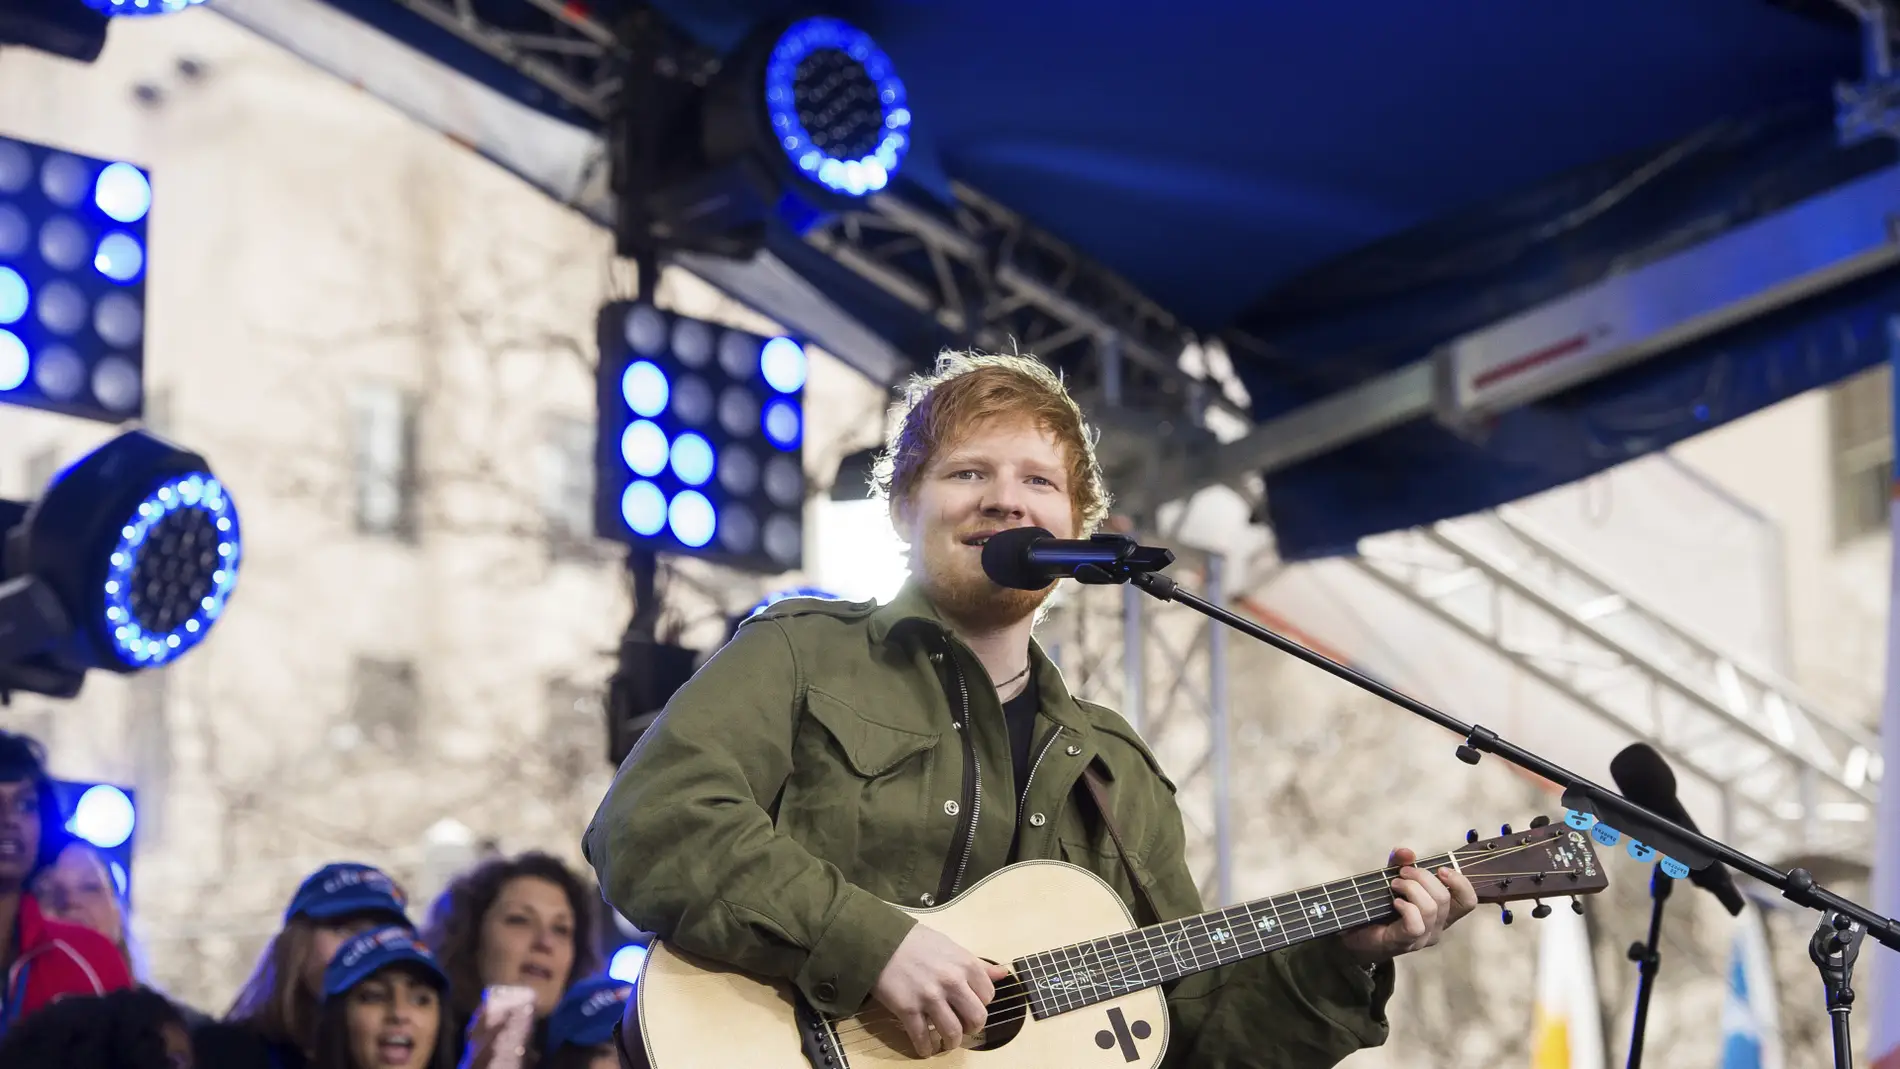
left=584, top=584, right=1394, bottom=1067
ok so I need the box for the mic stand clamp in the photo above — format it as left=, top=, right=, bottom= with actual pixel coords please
left=1809, top=910, right=1864, bottom=1069
left=1071, top=536, right=1174, bottom=586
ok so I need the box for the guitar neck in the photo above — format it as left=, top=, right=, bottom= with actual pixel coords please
left=1013, top=852, right=1452, bottom=1018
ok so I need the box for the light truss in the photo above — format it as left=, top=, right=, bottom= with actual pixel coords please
left=1351, top=508, right=1879, bottom=864
left=806, top=187, right=1247, bottom=510
left=389, top=0, right=628, bottom=122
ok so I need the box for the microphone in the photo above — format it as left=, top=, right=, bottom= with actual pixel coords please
left=980, top=527, right=1173, bottom=590
left=1610, top=743, right=1746, bottom=916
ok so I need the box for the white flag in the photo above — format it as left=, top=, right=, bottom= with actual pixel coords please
left=1530, top=904, right=1605, bottom=1069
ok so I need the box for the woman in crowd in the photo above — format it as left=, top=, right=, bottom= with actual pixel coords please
left=421, top=852, right=599, bottom=1063
left=309, top=925, right=455, bottom=1069
left=195, top=861, right=414, bottom=1068
left=35, top=837, right=144, bottom=979
left=540, top=976, right=632, bottom=1069
left=0, top=986, right=193, bottom=1069
left=0, top=730, right=135, bottom=1036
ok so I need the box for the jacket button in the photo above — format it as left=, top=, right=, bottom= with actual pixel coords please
left=815, top=981, right=837, bottom=1002
left=1029, top=813, right=1046, bottom=827
left=943, top=800, right=960, bottom=816
left=1066, top=745, right=1082, bottom=756
left=919, top=892, right=935, bottom=906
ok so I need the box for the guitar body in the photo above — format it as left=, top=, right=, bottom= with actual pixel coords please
left=624, top=861, right=1171, bottom=1069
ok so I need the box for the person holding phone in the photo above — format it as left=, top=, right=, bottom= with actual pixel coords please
left=539, top=977, right=631, bottom=1069
left=421, top=852, right=599, bottom=1067
left=309, top=925, right=455, bottom=1069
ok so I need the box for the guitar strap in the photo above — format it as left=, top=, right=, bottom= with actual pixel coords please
left=1078, top=765, right=1164, bottom=926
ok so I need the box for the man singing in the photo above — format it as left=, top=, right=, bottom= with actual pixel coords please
left=584, top=352, right=1475, bottom=1066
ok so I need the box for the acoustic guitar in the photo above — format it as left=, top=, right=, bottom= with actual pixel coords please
left=621, top=817, right=1607, bottom=1068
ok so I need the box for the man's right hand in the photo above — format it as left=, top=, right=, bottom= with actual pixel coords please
left=871, top=924, right=1013, bottom=1058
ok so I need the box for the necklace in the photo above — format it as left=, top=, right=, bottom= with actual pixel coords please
left=994, top=663, right=1030, bottom=693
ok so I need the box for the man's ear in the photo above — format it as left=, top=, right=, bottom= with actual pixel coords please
left=889, top=491, right=911, bottom=536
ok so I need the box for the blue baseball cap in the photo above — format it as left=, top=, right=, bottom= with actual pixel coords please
left=544, top=976, right=634, bottom=1052
left=322, top=926, right=448, bottom=1000
left=285, top=863, right=410, bottom=924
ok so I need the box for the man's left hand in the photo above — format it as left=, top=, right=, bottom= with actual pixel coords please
left=1338, top=847, right=1478, bottom=965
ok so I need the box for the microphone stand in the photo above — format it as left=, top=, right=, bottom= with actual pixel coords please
left=1097, top=563, right=1900, bottom=1069
left=1624, top=870, right=1671, bottom=1069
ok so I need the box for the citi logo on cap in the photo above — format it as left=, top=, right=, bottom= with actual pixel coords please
left=320, top=867, right=407, bottom=905
left=582, top=986, right=632, bottom=1016
left=340, top=928, right=419, bottom=968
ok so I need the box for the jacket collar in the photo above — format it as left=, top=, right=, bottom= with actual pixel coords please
left=868, top=582, right=1090, bottom=736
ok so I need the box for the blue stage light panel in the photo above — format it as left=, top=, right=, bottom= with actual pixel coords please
left=50, top=779, right=137, bottom=903
left=596, top=302, right=806, bottom=573
left=0, top=134, right=148, bottom=424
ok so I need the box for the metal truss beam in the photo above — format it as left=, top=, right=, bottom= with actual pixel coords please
left=1350, top=507, right=1879, bottom=863
left=388, top=0, right=626, bottom=122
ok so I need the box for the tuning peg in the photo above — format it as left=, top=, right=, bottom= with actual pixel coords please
left=1500, top=824, right=1513, bottom=836
left=1571, top=898, right=1585, bottom=915
left=1529, top=815, right=1551, bottom=829
left=1532, top=901, right=1552, bottom=919
left=1500, top=906, right=1514, bottom=925
left=1465, top=829, right=1478, bottom=844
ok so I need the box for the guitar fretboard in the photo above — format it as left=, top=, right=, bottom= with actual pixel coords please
left=1012, top=852, right=1453, bottom=1018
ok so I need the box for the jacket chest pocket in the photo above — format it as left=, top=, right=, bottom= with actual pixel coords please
left=779, top=687, right=943, bottom=896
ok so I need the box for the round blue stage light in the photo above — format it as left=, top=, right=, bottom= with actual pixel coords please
left=668, top=491, right=716, bottom=548
left=760, top=337, right=806, bottom=394
left=765, top=17, right=910, bottom=197
left=670, top=433, right=715, bottom=487
left=102, top=472, right=242, bottom=668
left=621, top=481, right=667, bottom=536
left=762, top=398, right=802, bottom=451
left=0, top=329, right=27, bottom=392
left=608, top=945, right=647, bottom=983
left=68, top=785, right=135, bottom=849
left=620, top=420, right=669, bottom=478
left=94, top=163, right=151, bottom=223
left=94, top=232, right=144, bottom=283
left=0, top=267, right=26, bottom=325
left=622, top=361, right=669, bottom=418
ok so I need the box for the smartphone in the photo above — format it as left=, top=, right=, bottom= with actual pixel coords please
left=481, top=984, right=538, bottom=1069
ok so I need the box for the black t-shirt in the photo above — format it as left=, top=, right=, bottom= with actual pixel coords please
left=1003, top=673, right=1042, bottom=864
left=1002, top=673, right=1040, bottom=805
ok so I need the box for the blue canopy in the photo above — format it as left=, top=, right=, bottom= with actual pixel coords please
left=297, top=0, right=1888, bottom=556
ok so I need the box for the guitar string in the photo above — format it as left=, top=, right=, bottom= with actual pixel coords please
left=823, top=837, right=1586, bottom=1046
left=828, top=858, right=1591, bottom=1058
left=825, top=842, right=1580, bottom=1045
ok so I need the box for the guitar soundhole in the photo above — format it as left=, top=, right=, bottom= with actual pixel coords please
left=972, top=971, right=1030, bottom=1051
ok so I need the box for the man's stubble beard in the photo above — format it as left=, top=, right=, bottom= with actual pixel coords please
left=916, top=538, right=1054, bottom=632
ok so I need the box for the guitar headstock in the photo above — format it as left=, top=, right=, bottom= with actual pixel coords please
left=1452, top=817, right=1609, bottom=918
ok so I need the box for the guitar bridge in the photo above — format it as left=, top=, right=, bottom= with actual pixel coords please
left=795, top=995, right=850, bottom=1069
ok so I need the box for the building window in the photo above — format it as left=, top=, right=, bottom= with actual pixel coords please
left=352, top=384, right=418, bottom=540
left=1830, top=364, right=1892, bottom=545
left=350, top=657, right=420, bottom=753
left=539, top=416, right=597, bottom=558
